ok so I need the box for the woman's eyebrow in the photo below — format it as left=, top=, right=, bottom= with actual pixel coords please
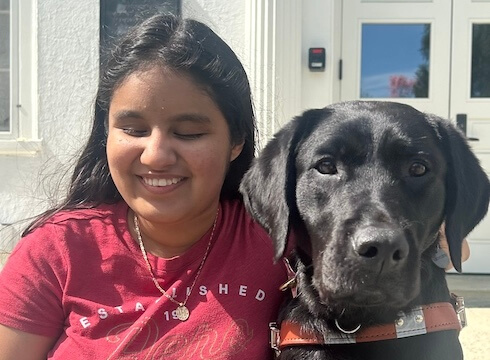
left=111, top=111, right=212, bottom=124
left=169, top=113, right=212, bottom=124
left=111, top=110, right=144, bottom=121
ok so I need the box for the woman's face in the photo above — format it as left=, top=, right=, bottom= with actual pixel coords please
left=106, top=66, right=243, bottom=225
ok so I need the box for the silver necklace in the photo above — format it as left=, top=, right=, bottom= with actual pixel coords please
left=133, top=209, right=219, bottom=321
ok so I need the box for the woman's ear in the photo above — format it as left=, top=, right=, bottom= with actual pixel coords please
left=230, top=141, right=245, bottom=162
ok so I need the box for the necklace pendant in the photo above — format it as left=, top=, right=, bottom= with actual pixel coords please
left=176, top=304, right=190, bottom=321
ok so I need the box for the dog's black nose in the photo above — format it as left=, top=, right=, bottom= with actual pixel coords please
left=353, top=226, right=409, bottom=270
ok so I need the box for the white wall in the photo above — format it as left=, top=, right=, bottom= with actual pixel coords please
left=182, top=0, right=248, bottom=64
left=1, top=0, right=100, bottom=250
left=301, top=0, right=339, bottom=110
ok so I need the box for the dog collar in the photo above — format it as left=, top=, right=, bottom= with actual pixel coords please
left=270, top=299, right=465, bottom=352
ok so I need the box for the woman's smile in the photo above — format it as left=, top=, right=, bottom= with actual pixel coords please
left=139, top=175, right=186, bottom=194
left=141, top=176, right=184, bottom=188
left=106, top=65, right=243, bottom=226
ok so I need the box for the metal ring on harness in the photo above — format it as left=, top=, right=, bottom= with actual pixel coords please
left=334, top=319, right=362, bottom=334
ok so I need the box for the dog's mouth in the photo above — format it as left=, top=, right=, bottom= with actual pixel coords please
left=313, top=270, right=420, bottom=309
left=319, top=288, right=409, bottom=308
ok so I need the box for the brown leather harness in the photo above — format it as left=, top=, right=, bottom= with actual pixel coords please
left=271, top=258, right=466, bottom=354
left=270, top=298, right=466, bottom=352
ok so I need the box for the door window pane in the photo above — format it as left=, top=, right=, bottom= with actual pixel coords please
left=0, top=13, right=8, bottom=69
left=0, top=0, right=8, bottom=11
left=471, top=24, right=490, bottom=98
left=0, top=71, right=8, bottom=132
left=362, top=0, right=431, bottom=2
left=360, top=24, right=430, bottom=98
left=0, top=5, right=9, bottom=132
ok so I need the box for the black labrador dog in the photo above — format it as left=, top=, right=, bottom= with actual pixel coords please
left=240, top=101, right=489, bottom=360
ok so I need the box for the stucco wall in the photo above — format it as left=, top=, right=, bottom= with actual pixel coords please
left=182, top=0, right=248, bottom=65
left=0, top=0, right=100, bottom=247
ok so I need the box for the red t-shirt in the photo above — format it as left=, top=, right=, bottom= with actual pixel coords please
left=0, top=200, right=288, bottom=359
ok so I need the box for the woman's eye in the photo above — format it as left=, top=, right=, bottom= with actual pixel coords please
left=315, top=158, right=337, bottom=175
left=409, top=162, right=427, bottom=177
left=122, top=128, right=148, bottom=137
left=175, top=133, right=205, bottom=140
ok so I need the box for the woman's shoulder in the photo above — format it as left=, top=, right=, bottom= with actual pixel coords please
left=9, top=201, right=129, bottom=264
left=21, top=201, right=129, bottom=247
left=220, top=198, right=272, bottom=243
left=220, top=198, right=259, bottom=227
left=220, top=198, right=296, bottom=257
left=46, top=201, right=128, bottom=225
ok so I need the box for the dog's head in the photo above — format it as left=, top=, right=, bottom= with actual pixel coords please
left=240, top=101, right=489, bottom=308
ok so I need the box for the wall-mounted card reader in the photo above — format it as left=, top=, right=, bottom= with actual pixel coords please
left=308, top=47, right=326, bottom=71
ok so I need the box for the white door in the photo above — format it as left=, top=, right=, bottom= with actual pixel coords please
left=341, top=0, right=490, bottom=273
left=449, top=0, right=490, bottom=273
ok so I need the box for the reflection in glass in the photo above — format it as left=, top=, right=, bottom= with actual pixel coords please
left=471, top=24, right=490, bottom=98
left=0, top=4, right=9, bottom=132
left=100, top=0, right=180, bottom=51
left=361, top=24, right=430, bottom=98
left=0, top=13, right=9, bottom=68
left=0, top=0, right=9, bottom=11
left=0, top=71, right=9, bottom=132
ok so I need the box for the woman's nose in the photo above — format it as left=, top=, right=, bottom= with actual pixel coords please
left=140, top=131, right=177, bottom=169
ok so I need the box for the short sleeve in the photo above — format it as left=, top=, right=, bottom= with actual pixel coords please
left=0, top=223, right=66, bottom=337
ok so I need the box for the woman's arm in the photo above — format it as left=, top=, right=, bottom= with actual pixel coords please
left=0, top=324, right=57, bottom=360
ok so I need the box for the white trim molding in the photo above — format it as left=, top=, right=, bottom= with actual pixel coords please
left=246, top=0, right=302, bottom=149
left=1, top=0, right=40, bottom=155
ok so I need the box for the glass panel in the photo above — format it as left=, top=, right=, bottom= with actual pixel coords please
left=100, top=0, right=180, bottom=50
left=0, top=71, right=9, bottom=132
left=360, top=24, right=430, bottom=98
left=362, top=0, right=431, bottom=2
left=0, top=1, right=10, bottom=132
left=0, top=0, right=9, bottom=11
left=0, top=13, right=9, bottom=69
left=471, top=24, right=490, bottom=98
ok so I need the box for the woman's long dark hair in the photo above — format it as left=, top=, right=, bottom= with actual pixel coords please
left=23, top=14, right=256, bottom=235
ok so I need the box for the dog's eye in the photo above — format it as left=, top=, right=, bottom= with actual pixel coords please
left=315, top=159, right=338, bottom=175
left=409, top=162, right=427, bottom=177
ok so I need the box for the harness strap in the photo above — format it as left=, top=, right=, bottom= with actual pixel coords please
left=271, top=301, right=463, bottom=351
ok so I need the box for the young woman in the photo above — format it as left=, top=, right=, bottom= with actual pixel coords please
left=0, top=14, right=288, bottom=359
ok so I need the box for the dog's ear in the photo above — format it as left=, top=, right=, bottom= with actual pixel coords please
left=433, top=115, right=490, bottom=272
left=240, top=108, right=328, bottom=259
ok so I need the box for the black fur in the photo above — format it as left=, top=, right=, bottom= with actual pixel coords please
left=240, top=101, right=490, bottom=360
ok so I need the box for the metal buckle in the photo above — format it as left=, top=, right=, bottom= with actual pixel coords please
left=279, top=277, right=297, bottom=292
left=270, top=322, right=281, bottom=356
left=281, top=257, right=298, bottom=298
left=454, top=295, right=467, bottom=328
